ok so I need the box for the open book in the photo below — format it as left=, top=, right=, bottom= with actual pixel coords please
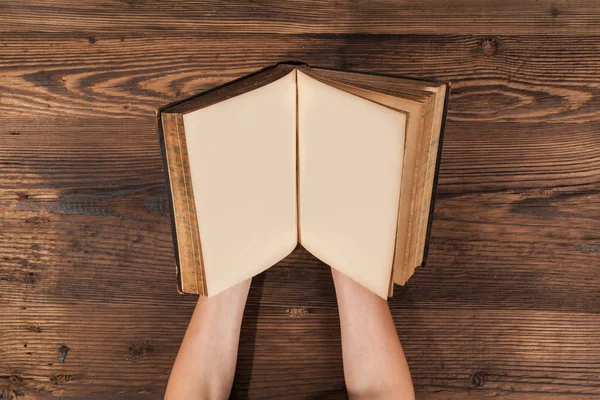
left=158, top=63, right=448, bottom=298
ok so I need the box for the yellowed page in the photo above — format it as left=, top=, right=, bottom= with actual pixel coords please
left=297, top=71, right=406, bottom=298
left=183, top=71, right=297, bottom=297
left=303, top=75, right=423, bottom=289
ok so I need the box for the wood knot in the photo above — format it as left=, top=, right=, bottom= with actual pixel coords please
left=24, top=272, right=37, bottom=284
left=50, top=374, right=72, bottom=385
left=88, top=37, right=96, bottom=44
left=286, top=307, right=309, bottom=318
left=481, top=38, right=498, bottom=56
left=129, top=341, right=151, bottom=359
left=6, top=373, right=24, bottom=397
left=8, top=374, right=23, bottom=386
left=550, top=7, right=559, bottom=17
left=27, top=324, right=42, bottom=333
left=58, top=345, right=69, bottom=363
left=576, top=242, right=600, bottom=254
left=470, top=371, right=487, bottom=387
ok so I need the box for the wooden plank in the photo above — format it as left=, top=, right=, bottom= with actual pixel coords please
left=1, top=34, right=599, bottom=124
left=1, top=0, right=600, bottom=35
left=439, top=121, right=600, bottom=193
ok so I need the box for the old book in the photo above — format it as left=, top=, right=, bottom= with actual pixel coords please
left=157, top=63, right=449, bottom=298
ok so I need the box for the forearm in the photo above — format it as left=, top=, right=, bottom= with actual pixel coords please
left=165, top=279, right=251, bottom=400
left=332, top=268, right=414, bottom=400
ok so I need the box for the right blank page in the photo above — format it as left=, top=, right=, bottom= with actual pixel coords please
left=297, top=71, right=406, bottom=298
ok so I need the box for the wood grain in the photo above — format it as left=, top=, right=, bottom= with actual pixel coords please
left=1, top=0, right=600, bottom=35
left=1, top=34, right=599, bottom=124
left=2, top=2, right=600, bottom=399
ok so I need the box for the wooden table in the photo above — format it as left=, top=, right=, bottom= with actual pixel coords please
left=1, top=2, right=600, bottom=398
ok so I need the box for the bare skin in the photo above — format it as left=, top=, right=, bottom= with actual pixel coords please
left=165, top=269, right=414, bottom=399
left=331, top=267, right=415, bottom=400
left=165, top=279, right=251, bottom=400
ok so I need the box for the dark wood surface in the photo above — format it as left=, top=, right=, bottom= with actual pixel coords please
left=1, top=2, right=600, bottom=399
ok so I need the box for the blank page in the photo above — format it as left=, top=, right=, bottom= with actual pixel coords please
left=301, top=73, right=423, bottom=288
left=183, top=71, right=297, bottom=297
left=297, top=71, right=406, bottom=298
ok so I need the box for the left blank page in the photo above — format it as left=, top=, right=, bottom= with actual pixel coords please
left=183, top=71, right=297, bottom=297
